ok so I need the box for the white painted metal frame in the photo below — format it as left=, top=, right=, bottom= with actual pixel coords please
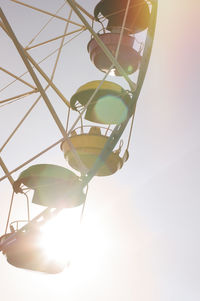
left=0, top=0, right=157, bottom=188
left=0, top=0, right=158, bottom=253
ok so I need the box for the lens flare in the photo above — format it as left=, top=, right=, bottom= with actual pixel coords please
left=127, top=65, right=134, bottom=73
left=94, top=95, right=128, bottom=124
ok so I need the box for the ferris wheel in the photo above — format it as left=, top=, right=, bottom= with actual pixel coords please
left=0, top=0, right=157, bottom=273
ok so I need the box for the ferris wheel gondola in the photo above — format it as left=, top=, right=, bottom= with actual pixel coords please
left=0, top=0, right=158, bottom=273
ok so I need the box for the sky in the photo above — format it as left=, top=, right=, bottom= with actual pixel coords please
left=0, top=0, right=200, bottom=300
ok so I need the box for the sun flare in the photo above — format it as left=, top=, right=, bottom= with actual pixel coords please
left=38, top=207, right=82, bottom=265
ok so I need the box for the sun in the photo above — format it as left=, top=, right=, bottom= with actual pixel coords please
left=36, top=199, right=112, bottom=275
left=38, top=207, right=82, bottom=265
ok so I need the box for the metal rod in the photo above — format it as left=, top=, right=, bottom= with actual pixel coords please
left=0, top=8, right=68, bottom=138
left=0, top=20, right=7, bottom=33
left=0, top=90, right=38, bottom=104
left=66, top=0, right=136, bottom=92
left=0, top=11, right=70, bottom=152
left=4, top=190, right=15, bottom=234
left=132, top=0, right=158, bottom=101
left=0, top=8, right=87, bottom=175
left=24, top=52, right=71, bottom=108
left=0, top=157, right=14, bottom=185
left=114, top=0, right=131, bottom=60
left=0, top=23, right=68, bottom=152
left=0, top=29, right=84, bottom=97
left=0, top=138, right=64, bottom=182
left=74, top=1, right=95, bottom=20
left=0, top=96, right=41, bottom=153
left=0, top=67, right=36, bottom=89
left=25, top=28, right=85, bottom=50
left=10, top=0, right=84, bottom=27
left=0, top=39, right=70, bottom=107
left=26, top=1, right=68, bottom=48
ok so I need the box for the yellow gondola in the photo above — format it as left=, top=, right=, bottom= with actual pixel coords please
left=70, top=80, right=132, bottom=124
left=61, top=126, right=129, bottom=176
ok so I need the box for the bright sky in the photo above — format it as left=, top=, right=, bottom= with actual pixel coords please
left=0, top=0, right=200, bottom=300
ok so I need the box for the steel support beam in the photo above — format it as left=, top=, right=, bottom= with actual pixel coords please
left=0, top=157, right=14, bottom=185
